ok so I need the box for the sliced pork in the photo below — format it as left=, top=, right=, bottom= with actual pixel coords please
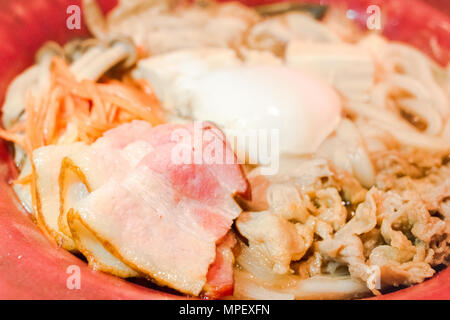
left=202, top=232, right=237, bottom=299
left=58, top=121, right=248, bottom=296
left=32, top=142, right=89, bottom=251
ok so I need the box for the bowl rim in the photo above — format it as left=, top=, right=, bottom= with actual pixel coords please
left=0, top=0, right=448, bottom=300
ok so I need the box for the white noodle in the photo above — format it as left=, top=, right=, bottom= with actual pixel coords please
left=346, top=101, right=450, bottom=151
left=371, top=74, right=443, bottom=135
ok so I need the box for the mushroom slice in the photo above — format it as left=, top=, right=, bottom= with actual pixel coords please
left=82, top=0, right=108, bottom=39
left=71, top=38, right=137, bottom=82
left=1, top=66, right=39, bottom=129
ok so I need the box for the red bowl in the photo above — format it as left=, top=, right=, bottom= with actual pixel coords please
left=0, top=0, right=448, bottom=300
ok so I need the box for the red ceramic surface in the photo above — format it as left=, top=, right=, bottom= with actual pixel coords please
left=0, top=0, right=448, bottom=300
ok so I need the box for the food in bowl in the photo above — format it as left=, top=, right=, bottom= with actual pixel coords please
left=0, top=0, right=449, bottom=299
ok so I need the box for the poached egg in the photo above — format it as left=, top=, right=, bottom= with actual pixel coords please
left=134, top=49, right=342, bottom=165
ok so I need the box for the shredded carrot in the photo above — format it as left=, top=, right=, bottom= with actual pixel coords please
left=0, top=55, right=165, bottom=209
left=12, top=174, right=32, bottom=185
left=0, top=130, right=27, bottom=151
left=43, top=86, right=63, bottom=145
left=0, top=56, right=164, bottom=155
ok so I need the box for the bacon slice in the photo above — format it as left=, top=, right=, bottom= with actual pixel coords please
left=33, top=142, right=89, bottom=251
left=202, top=232, right=237, bottom=299
left=63, top=121, right=248, bottom=296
